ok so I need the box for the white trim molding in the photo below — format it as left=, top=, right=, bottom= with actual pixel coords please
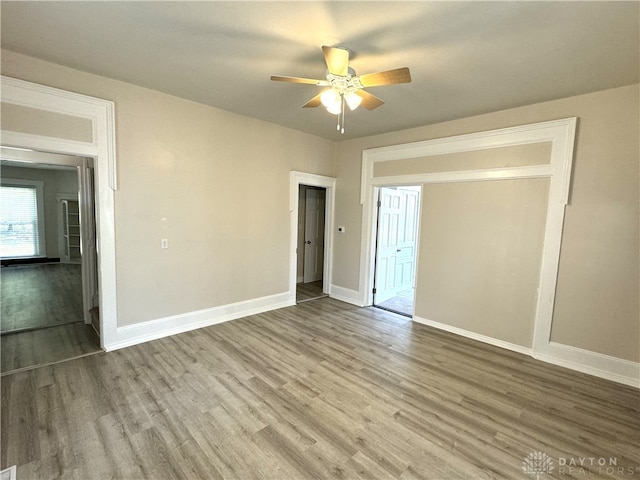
left=1, top=76, right=118, bottom=190
left=1, top=75, right=118, bottom=350
left=534, top=343, right=640, bottom=388
left=289, top=171, right=336, bottom=304
left=413, top=316, right=533, bottom=356
left=360, top=118, right=577, bottom=204
left=329, top=285, right=364, bottom=307
left=359, top=118, right=577, bottom=311
left=107, top=292, right=292, bottom=352
left=356, top=117, right=640, bottom=389
left=0, top=465, right=17, bottom=480
left=361, top=117, right=640, bottom=387
left=414, top=316, right=639, bottom=387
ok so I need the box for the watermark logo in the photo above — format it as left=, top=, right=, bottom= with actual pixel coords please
left=522, top=452, right=640, bottom=477
left=522, top=451, right=554, bottom=479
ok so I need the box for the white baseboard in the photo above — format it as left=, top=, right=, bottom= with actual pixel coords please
left=413, top=316, right=532, bottom=355
left=329, top=284, right=365, bottom=306
left=1, top=465, right=16, bottom=480
left=413, top=316, right=639, bottom=388
left=533, top=342, right=640, bottom=388
left=102, top=290, right=639, bottom=388
left=104, top=292, right=294, bottom=352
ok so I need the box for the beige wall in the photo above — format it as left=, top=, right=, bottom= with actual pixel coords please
left=373, top=142, right=552, bottom=177
left=1, top=165, right=78, bottom=258
left=417, top=178, right=549, bottom=348
left=1, top=103, right=93, bottom=142
left=1, top=49, right=336, bottom=327
left=334, top=84, right=639, bottom=362
left=2, top=48, right=637, bottom=364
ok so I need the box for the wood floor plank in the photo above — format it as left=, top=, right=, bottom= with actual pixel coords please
left=2, top=371, right=40, bottom=467
left=296, top=281, right=326, bottom=303
left=1, top=323, right=100, bottom=374
left=2, top=298, right=638, bottom=479
left=1, top=264, right=83, bottom=333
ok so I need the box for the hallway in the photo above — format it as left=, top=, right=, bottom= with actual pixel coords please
left=1, top=263, right=100, bottom=375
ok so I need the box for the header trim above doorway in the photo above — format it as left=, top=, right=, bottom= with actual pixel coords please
left=1, top=75, right=118, bottom=190
left=360, top=118, right=576, bottom=205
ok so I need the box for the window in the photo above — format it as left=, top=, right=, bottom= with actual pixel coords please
left=0, top=179, right=45, bottom=258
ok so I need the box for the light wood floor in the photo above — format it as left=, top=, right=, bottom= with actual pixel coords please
left=1, top=262, right=99, bottom=375
left=2, top=298, right=639, bottom=479
left=1, top=263, right=83, bottom=333
left=297, top=280, right=327, bottom=303
left=1, top=322, right=101, bottom=375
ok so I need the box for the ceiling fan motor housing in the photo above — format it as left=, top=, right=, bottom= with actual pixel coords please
left=326, top=67, right=363, bottom=95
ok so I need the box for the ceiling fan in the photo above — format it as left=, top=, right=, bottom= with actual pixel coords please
left=271, top=46, right=411, bottom=134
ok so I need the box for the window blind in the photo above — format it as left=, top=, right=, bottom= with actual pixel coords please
left=0, top=184, right=41, bottom=257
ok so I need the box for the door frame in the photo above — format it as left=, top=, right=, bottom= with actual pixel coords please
left=1, top=75, right=118, bottom=350
left=289, top=171, right=336, bottom=303
left=372, top=185, right=422, bottom=312
left=359, top=118, right=577, bottom=355
left=354, top=117, right=633, bottom=387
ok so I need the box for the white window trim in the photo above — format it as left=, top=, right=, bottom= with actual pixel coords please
left=1, top=177, right=46, bottom=258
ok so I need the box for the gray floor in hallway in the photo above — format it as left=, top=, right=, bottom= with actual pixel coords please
left=1, top=263, right=83, bottom=333
left=1, top=263, right=100, bottom=375
left=296, top=280, right=327, bottom=303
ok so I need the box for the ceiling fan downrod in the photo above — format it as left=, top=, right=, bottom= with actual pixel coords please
left=337, top=94, right=345, bottom=134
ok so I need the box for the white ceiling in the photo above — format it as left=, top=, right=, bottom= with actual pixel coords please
left=1, top=1, right=638, bottom=140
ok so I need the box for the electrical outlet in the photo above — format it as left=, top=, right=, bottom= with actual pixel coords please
left=161, top=239, right=169, bottom=249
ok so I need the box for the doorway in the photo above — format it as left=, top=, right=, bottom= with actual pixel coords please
left=0, top=150, right=101, bottom=374
left=373, top=186, right=421, bottom=317
left=289, top=171, right=336, bottom=304
left=296, top=185, right=328, bottom=303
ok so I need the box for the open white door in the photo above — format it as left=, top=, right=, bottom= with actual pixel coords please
left=303, top=187, right=325, bottom=283
left=374, top=187, right=419, bottom=304
left=79, top=159, right=99, bottom=326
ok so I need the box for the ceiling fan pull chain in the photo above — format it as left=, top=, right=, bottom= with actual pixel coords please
left=340, top=94, right=345, bottom=134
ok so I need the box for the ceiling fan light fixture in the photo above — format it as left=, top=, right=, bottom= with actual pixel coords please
left=321, top=88, right=342, bottom=114
left=271, top=45, right=411, bottom=134
left=344, top=91, right=362, bottom=111
left=327, top=103, right=342, bottom=115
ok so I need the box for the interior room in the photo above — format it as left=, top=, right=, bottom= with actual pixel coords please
left=1, top=2, right=638, bottom=479
left=0, top=159, right=101, bottom=374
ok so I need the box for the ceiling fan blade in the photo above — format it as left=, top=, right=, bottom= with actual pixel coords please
left=322, top=46, right=349, bottom=76
left=355, top=90, right=385, bottom=110
left=271, top=75, right=324, bottom=85
left=358, top=67, right=412, bottom=87
left=302, top=93, right=323, bottom=108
